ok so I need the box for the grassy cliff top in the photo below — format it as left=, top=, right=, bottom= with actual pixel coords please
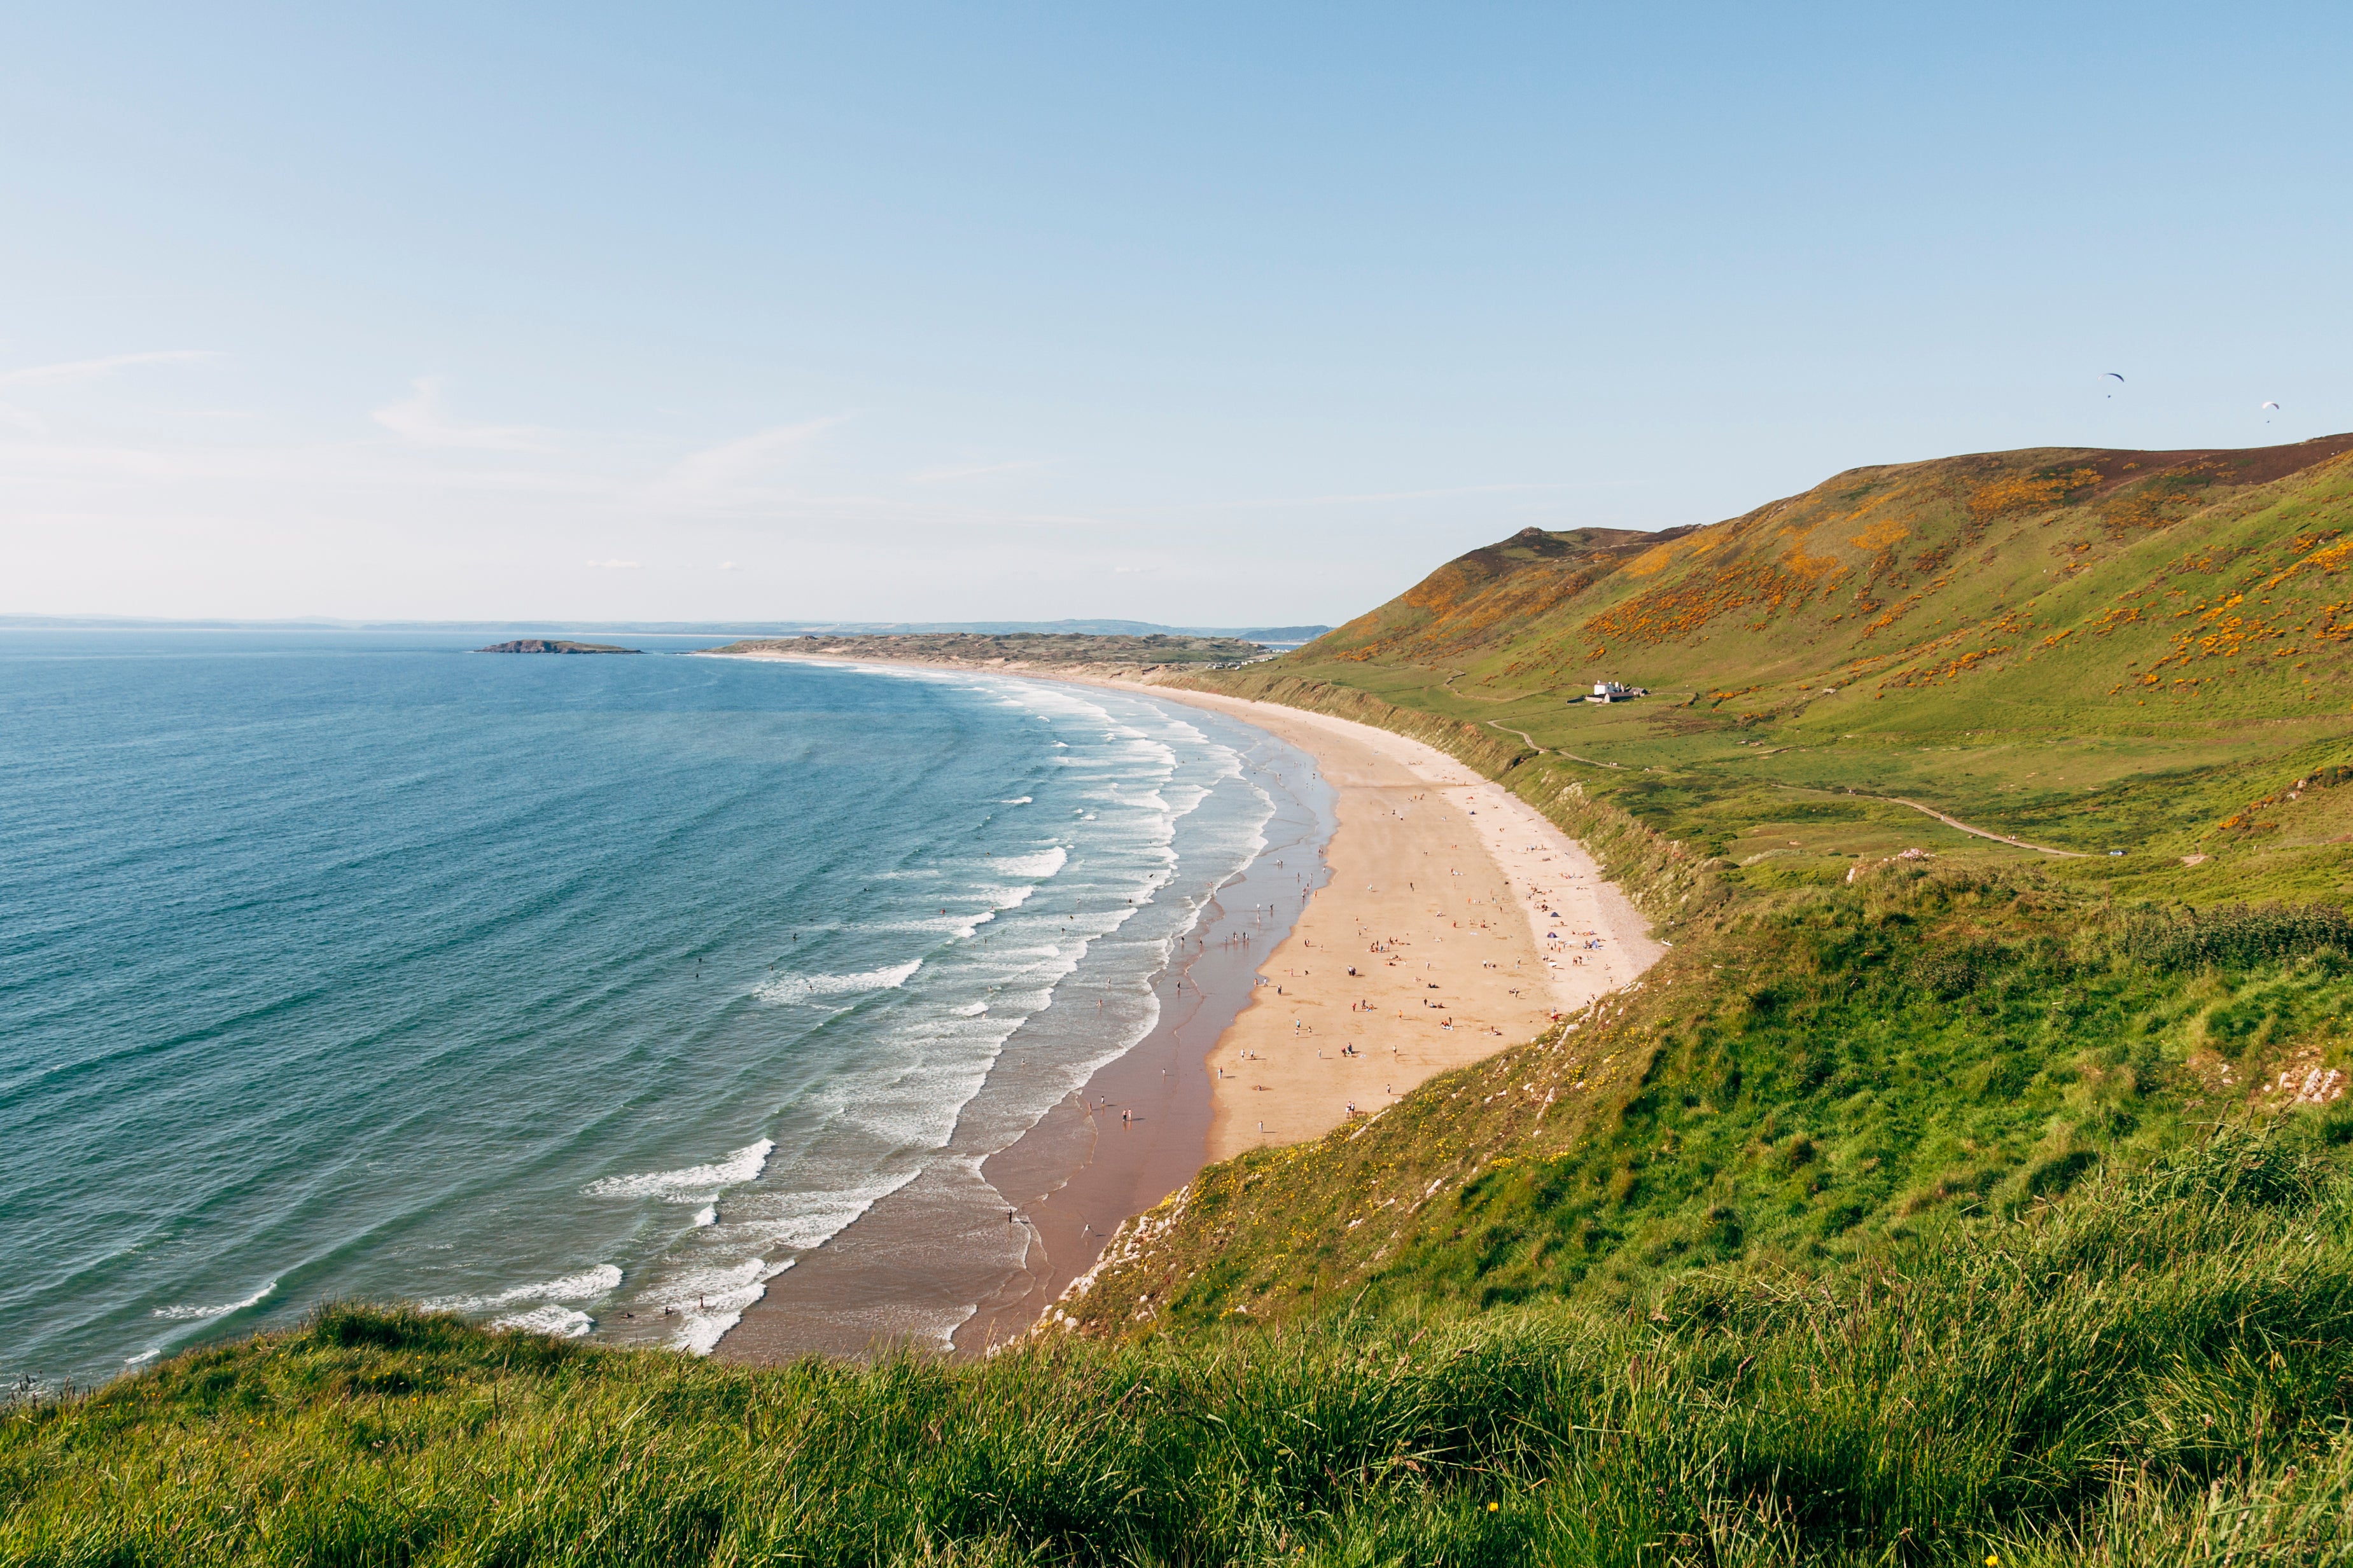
left=9, top=1127, right=2351, bottom=1562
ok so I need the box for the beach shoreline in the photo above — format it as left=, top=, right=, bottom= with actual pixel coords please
left=699, top=651, right=1660, bottom=1357
left=708, top=655, right=1334, bottom=1363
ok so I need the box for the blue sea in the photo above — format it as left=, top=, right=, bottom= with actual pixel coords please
left=0, top=632, right=1306, bottom=1386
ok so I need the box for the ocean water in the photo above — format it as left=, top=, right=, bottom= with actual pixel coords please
left=0, top=632, right=1306, bottom=1385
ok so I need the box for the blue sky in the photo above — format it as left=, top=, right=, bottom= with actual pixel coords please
left=4, top=3, right=2347, bottom=623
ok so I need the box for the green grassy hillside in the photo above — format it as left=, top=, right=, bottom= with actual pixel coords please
left=1273, top=434, right=2353, bottom=868
left=8, top=1133, right=2352, bottom=1564
left=1313, top=435, right=2353, bottom=715
left=1061, top=877, right=2353, bottom=1335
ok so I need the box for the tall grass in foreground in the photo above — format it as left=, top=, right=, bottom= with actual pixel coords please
left=4, top=1128, right=2350, bottom=1565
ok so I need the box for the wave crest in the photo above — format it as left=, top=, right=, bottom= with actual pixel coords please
left=153, top=1280, right=276, bottom=1321
left=490, top=1303, right=594, bottom=1337
left=753, top=960, right=921, bottom=1004
left=583, top=1139, right=774, bottom=1200
left=423, top=1263, right=622, bottom=1314
left=993, top=845, right=1067, bottom=880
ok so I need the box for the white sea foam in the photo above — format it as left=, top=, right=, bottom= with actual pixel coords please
left=491, top=1303, right=594, bottom=1337
left=657, top=1256, right=775, bottom=1356
left=153, top=1279, right=276, bottom=1321
left=1001, top=796, right=1031, bottom=805
left=422, top=1263, right=623, bottom=1314
left=994, top=845, right=1066, bottom=879
left=752, top=959, right=922, bottom=1004
left=876, top=914, right=995, bottom=935
left=583, top=1139, right=774, bottom=1200
left=693, top=1205, right=717, bottom=1227
left=954, top=1002, right=988, bottom=1016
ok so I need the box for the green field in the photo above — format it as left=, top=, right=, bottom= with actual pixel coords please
left=13, top=438, right=2353, bottom=1565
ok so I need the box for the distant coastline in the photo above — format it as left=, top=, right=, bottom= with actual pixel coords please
left=695, top=630, right=1283, bottom=678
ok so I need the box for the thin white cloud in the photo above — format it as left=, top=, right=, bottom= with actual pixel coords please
left=658, top=415, right=846, bottom=496
left=0, top=431, right=615, bottom=496
left=1202, top=481, right=1600, bottom=511
left=372, top=378, right=552, bottom=451
left=584, top=559, right=641, bottom=569
left=0, top=350, right=224, bottom=388
left=717, top=560, right=739, bottom=571
left=906, top=458, right=1049, bottom=485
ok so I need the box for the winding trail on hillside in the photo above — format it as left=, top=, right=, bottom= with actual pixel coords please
left=1484, top=720, right=1550, bottom=753
left=1482, top=718, right=1635, bottom=772
left=1785, top=785, right=2090, bottom=858
left=1476, top=718, right=2086, bottom=857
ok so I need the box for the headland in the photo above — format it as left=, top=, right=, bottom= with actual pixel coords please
left=706, top=631, right=1267, bottom=673
left=473, top=638, right=641, bottom=654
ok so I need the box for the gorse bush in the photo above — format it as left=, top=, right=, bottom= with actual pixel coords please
left=7, top=1129, right=2351, bottom=1565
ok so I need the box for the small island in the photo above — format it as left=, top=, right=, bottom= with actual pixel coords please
left=474, top=639, right=642, bottom=655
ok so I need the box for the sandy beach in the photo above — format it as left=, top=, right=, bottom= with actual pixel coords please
left=1111, top=686, right=1663, bottom=1160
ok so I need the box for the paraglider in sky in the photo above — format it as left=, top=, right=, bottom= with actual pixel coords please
left=2262, top=400, right=2282, bottom=424
left=2102, top=371, right=2125, bottom=399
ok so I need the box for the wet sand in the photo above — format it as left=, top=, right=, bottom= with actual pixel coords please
left=953, top=772, right=1330, bottom=1350
left=713, top=660, right=1332, bottom=1362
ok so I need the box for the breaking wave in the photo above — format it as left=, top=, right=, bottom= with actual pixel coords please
left=153, top=1280, right=276, bottom=1321
left=491, top=1303, right=594, bottom=1337
left=752, top=959, right=922, bottom=1004
left=583, top=1139, right=774, bottom=1201
left=422, top=1263, right=623, bottom=1315
left=992, top=845, right=1067, bottom=880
